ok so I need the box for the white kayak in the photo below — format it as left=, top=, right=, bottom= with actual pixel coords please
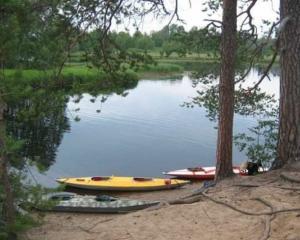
left=163, top=165, right=268, bottom=180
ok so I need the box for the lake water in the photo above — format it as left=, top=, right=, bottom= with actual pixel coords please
left=34, top=69, right=279, bottom=187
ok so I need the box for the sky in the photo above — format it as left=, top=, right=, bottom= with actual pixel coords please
left=115, top=0, right=280, bottom=34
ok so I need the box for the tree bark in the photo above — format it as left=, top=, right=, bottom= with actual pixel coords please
left=0, top=97, right=16, bottom=238
left=273, top=1, right=300, bottom=169
left=215, top=0, right=237, bottom=181
left=0, top=155, right=16, bottom=232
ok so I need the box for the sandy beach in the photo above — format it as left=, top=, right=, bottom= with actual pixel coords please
left=25, top=170, right=300, bottom=240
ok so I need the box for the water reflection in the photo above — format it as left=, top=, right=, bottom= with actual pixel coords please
left=6, top=92, right=70, bottom=170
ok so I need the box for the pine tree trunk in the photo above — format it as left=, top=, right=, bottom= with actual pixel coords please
left=0, top=99, right=16, bottom=238
left=273, top=0, right=300, bottom=169
left=0, top=155, right=16, bottom=231
left=215, top=0, right=237, bottom=181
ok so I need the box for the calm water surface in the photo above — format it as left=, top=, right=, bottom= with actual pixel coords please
left=35, top=69, right=279, bottom=186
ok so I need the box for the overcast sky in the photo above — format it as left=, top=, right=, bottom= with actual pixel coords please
left=115, top=0, right=279, bottom=34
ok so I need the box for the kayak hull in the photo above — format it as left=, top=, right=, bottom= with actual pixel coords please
left=56, top=176, right=189, bottom=191
left=163, top=166, right=268, bottom=180
left=58, top=182, right=188, bottom=191
left=44, top=193, right=159, bottom=213
left=163, top=166, right=241, bottom=180
left=51, top=203, right=158, bottom=213
left=163, top=173, right=215, bottom=180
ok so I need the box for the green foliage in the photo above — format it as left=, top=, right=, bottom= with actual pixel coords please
left=78, top=24, right=222, bottom=61
left=1, top=136, right=24, bottom=169
left=0, top=0, right=78, bottom=70
left=0, top=171, right=38, bottom=239
left=161, top=41, right=186, bottom=57
left=187, top=27, right=220, bottom=57
left=150, top=26, right=170, bottom=47
left=5, top=91, right=70, bottom=171
left=0, top=172, right=65, bottom=239
left=8, top=214, right=36, bottom=234
left=21, top=185, right=60, bottom=212
left=0, top=0, right=24, bottom=68
left=140, top=63, right=183, bottom=73
left=2, top=66, right=139, bottom=93
left=186, top=60, right=279, bottom=166
left=202, top=0, right=222, bottom=14
left=113, top=31, right=135, bottom=50
left=0, top=185, right=6, bottom=238
left=234, top=118, right=278, bottom=167
left=187, top=62, right=277, bottom=121
left=136, top=36, right=155, bottom=51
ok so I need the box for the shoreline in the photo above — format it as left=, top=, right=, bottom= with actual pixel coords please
left=25, top=169, right=300, bottom=240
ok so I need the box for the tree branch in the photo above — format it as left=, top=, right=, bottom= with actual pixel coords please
left=246, top=50, right=278, bottom=92
left=167, top=0, right=184, bottom=26
left=235, top=20, right=280, bottom=85
left=204, top=19, right=223, bottom=28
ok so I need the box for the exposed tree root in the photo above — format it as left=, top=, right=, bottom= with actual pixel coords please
left=260, top=216, right=273, bottom=240
left=165, top=183, right=213, bottom=205
left=146, top=177, right=300, bottom=240
left=253, top=198, right=275, bottom=240
left=268, top=208, right=300, bottom=214
left=164, top=177, right=299, bottom=208
left=273, top=186, right=300, bottom=191
left=147, top=202, right=169, bottom=211
left=78, top=218, right=113, bottom=233
left=234, top=182, right=300, bottom=191
left=280, top=172, right=300, bottom=183
left=168, top=195, right=204, bottom=205
left=233, top=183, right=260, bottom=187
left=201, top=192, right=262, bottom=216
left=201, top=192, right=300, bottom=216
left=253, top=198, right=274, bottom=211
left=164, top=184, right=287, bottom=240
left=233, top=178, right=279, bottom=188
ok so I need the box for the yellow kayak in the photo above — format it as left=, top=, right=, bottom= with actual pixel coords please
left=56, top=176, right=189, bottom=191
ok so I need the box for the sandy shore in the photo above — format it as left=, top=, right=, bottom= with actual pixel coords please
left=25, top=170, right=300, bottom=240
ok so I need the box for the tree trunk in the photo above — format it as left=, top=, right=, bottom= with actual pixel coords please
left=273, top=1, right=300, bottom=169
left=0, top=155, right=16, bottom=232
left=215, top=0, right=237, bottom=181
left=0, top=98, right=16, bottom=238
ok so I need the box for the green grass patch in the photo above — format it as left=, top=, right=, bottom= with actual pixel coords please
left=140, top=63, right=183, bottom=73
left=3, top=66, right=101, bottom=83
left=3, top=61, right=184, bottom=83
left=137, top=62, right=184, bottom=79
left=2, top=66, right=139, bottom=95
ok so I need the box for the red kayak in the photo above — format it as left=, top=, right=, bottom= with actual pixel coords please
left=163, top=166, right=243, bottom=180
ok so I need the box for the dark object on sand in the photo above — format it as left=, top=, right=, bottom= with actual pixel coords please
left=246, top=161, right=263, bottom=175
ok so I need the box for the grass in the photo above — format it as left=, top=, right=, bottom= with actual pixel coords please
left=2, top=66, right=140, bottom=96
left=3, top=69, right=50, bottom=79
left=3, top=66, right=108, bottom=80
left=2, top=49, right=278, bottom=84
left=140, top=63, right=184, bottom=73
left=2, top=60, right=185, bottom=83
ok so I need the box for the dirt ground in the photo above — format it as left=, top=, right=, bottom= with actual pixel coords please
left=25, top=170, right=300, bottom=240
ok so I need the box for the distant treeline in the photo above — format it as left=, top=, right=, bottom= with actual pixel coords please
left=78, top=24, right=220, bottom=58
left=1, top=16, right=274, bottom=71
left=77, top=24, right=274, bottom=61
